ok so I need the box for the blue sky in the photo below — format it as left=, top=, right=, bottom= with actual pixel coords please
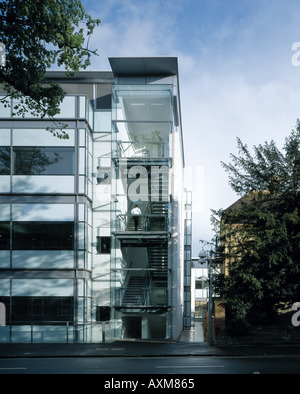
left=80, top=0, right=300, bottom=254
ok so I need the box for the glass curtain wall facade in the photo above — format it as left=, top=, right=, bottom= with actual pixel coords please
left=0, top=89, right=96, bottom=343
left=0, top=57, right=188, bottom=342
left=183, top=190, right=192, bottom=328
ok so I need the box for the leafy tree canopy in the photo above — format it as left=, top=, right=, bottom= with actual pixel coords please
left=222, top=126, right=300, bottom=196
left=212, top=121, right=300, bottom=332
left=0, top=0, right=100, bottom=138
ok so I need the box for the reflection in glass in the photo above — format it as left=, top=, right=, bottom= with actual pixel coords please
left=0, top=147, right=10, bottom=175
left=13, top=147, right=75, bottom=175
left=53, top=96, right=76, bottom=118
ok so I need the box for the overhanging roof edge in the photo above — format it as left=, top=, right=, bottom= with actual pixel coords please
left=108, top=57, right=178, bottom=77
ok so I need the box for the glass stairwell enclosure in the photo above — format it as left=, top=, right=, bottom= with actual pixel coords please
left=110, top=85, right=174, bottom=339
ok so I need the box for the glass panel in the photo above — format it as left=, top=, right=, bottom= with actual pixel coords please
left=79, top=148, right=86, bottom=175
left=78, top=222, right=85, bottom=250
left=0, top=129, right=11, bottom=145
left=88, top=225, right=92, bottom=252
left=112, top=86, right=173, bottom=160
left=96, top=236, right=111, bottom=254
left=0, top=147, right=10, bottom=175
left=0, top=251, right=10, bottom=268
left=12, top=175, right=74, bottom=194
left=88, top=101, right=93, bottom=129
left=12, top=279, right=74, bottom=296
left=13, top=147, right=75, bottom=175
left=78, top=279, right=85, bottom=297
left=0, top=279, right=10, bottom=295
left=87, top=179, right=92, bottom=200
left=87, top=252, right=91, bottom=270
left=113, top=140, right=169, bottom=159
left=11, top=97, right=32, bottom=118
left=112, top=121, right=172, bottom=148
left=78, top=204, right=85, bottom=222
left=78, top=251, right=84, bottom=269
left=87, top=207, right=92, bottom=226
left=13, top=129, right=75, bottom=146
left=0, top=205, right=10, bottom=221
left=79, top=128, right=86, bottom=146
left=88, top=133, right=92, bottom=155
left=0, top=176, right=10, bottom=192
left=12, top=204, right=74, bottom=222
left=12, top=222, right=74, bottom=250
left=94, top=111, right=111, bottom=132
left=0, top=97, right=11, bottom=117
left=0, top=222, right=10, bottom=250
left=54, top=96, right=76, bottom=118
left=11, top=296, right=74, bottom=323
left=112, top=86, right=172, bottom=127
left=88, top=153, right=92, bottom=180
left=78, top=175, right=85, bottom=194
left=12, top=250, right=74, bottom=269
left=79, top=96, right=86, bottom=118
left=77, top=298, right=84, bottom=321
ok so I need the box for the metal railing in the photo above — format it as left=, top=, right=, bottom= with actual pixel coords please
left=0, top=321, right=111, bottom=344
left=117, top=213, right=168, bottom=232
left=112, top=140, right=170, bottom=159
left=115, top=287, right=168, bottom=308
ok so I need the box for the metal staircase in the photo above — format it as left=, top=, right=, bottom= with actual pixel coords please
left=121, top=201, right=169, bottom=307
left=148, top=242, right=168, bottom=281
left=122, top=276, right=146, bottom=306
left=148, top=202, right=168, bottom=280
left=126, top=216, right=142, bottom=231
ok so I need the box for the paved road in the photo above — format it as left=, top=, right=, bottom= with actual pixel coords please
left=1, top=354, right=300, bottom=375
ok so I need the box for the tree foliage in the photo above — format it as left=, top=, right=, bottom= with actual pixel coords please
left=213, top=121, right=300, bottom=332
left=0, top=0, right=100, bottom=137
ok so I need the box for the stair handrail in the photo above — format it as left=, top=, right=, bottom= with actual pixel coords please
left=144, top=272, right=153, bottom=306
left=118, top=213, right=168, bottom=232
left=113, top=140, right=169, bottom=159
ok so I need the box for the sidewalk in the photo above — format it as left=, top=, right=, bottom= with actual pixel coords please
left=179, top=320, right=204, bottom=342
left=1, top=322, right=300, bottom=359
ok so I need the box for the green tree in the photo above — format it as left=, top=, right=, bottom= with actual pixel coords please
left=213, top=121, right=300, bottom=332
left=0, top=0, right=100, bottom=138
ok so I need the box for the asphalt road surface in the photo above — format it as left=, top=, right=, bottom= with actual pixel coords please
left=0, top=355, right=300, bottom=375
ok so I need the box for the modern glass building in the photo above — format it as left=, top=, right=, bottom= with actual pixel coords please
left=0, top=57, right=190, bottom=342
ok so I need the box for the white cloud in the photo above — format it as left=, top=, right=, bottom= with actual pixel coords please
left=80, top=0, right=300, bottom=252
left=83, top=0, right=184, bottom=69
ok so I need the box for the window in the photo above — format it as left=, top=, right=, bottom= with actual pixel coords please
left=30, top=297, right=44, bottom=316
left=0, top=147, right=10, bottom=175
left=0, top=222, right=10, bottom=250
left=96, top=236, right=111, bottom=254
left=11, top=297, right=74, bottom=323
left=196, top=280, right=208, bottom=290
left=13, top=222, right=74, bottom=250
left=13, top=147, right=75, bottom=175
left=96, top=306, right=111, bottom=321
left=58, top=298, right=74, bottom=317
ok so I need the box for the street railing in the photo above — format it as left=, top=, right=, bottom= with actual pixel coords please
left=0, top=321, right=111, bottom=344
